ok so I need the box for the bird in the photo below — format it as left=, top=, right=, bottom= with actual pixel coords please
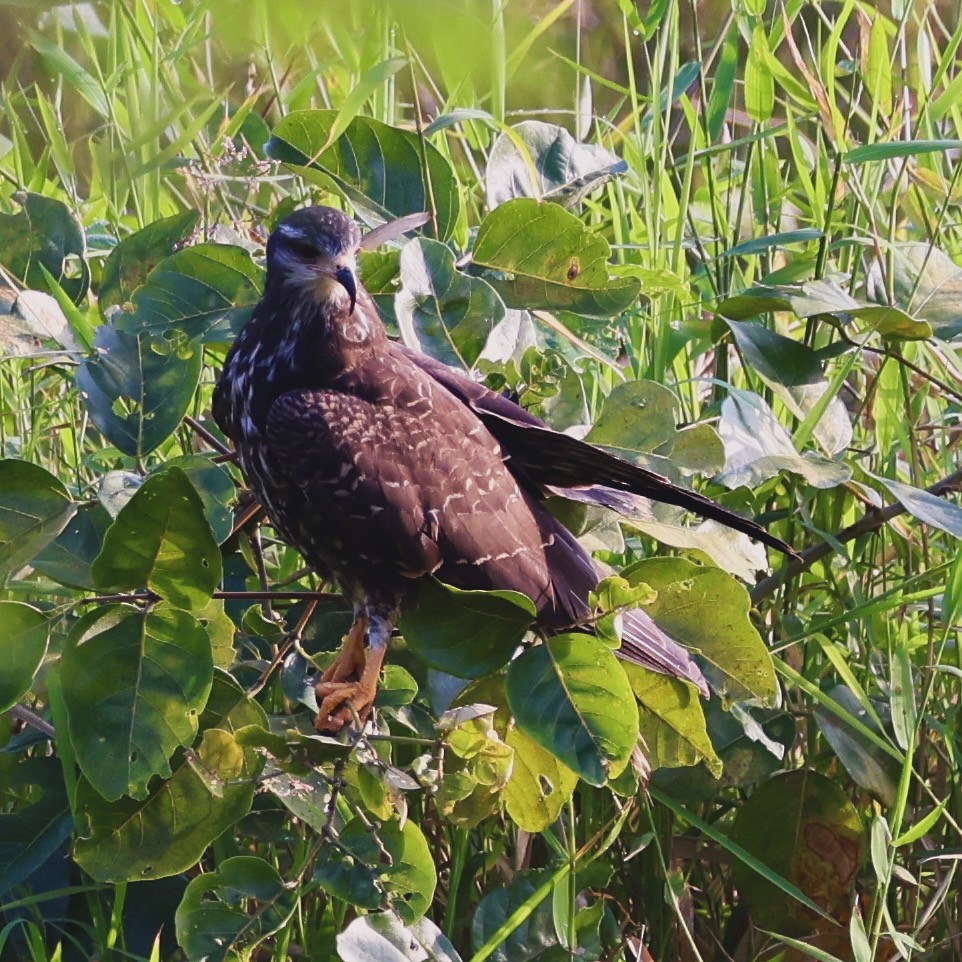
left=212, top=205, right=796, bottom=733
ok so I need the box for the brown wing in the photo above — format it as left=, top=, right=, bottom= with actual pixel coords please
left=264, top=357, right=595, bottom=627
left=397, top=344, right=797, bottom=558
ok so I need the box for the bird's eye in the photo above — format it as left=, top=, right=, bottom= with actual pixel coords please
left=286, top=239, right=318, bottom=260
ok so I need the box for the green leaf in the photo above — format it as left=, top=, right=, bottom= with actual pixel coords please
left=502, top=725, right=578, bottom=832
left=730, top=770, right=864, bottom=936
left=485, top=120, right=627, bottom=208
left=312, top=820, right=383, bottom=911
left=622, top=557, right=777, bottom=705
left=61, top=604, right=214, bottom=801
left=76, top=325, right=202, bottom=459
left=99, top=210, right=200, bottom=315
left=0, top=459, right=76, bottom=578
left=395, top=238, right=505, bottom=369
left=848, top=304, right=932, bottom=340
left=337, top=913, right=463, bottom=962
left=0, top=192, right=89, bottom=303
left=31, top=503, right=112, bottom=590
left=174, top=855, right=297, bottom=962
left=113, top=243, right=262, bottom=342
left=470, top=873, right=558, bottom=962
left=844, top=138, right=962, bottom=164
left=399, top=578, right=535, bottom=680
left=473, top=198, right=640, bottom=318
left=73, top=671, right=265, bottom=882
left=626, top=666, right=722, bottom=776
left=718, top=390, right=851, bottom=489
left=164, top=456, right=236, bottom=544
left=506, top=634, right=639, bottom=786
left=377, top=817, right=438, bottom=923
left=92, top=466, right=222, bottom=610
left=27, top=30, right=109, bottom=117
left=745, top=27, right=774, bottom=122
left=721, top=229, right=823, bottom=258
left=266, top=109, right=460, bottom=240
left=0, top=603, right=50, bottom=713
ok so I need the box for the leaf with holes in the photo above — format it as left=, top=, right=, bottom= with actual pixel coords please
left=473, top=199, right=639, bottom=318
left=73, top=671, right=266, bottom=882
left=506, top=634, right=638, bottom=786
left=61, top=604, right=213, bottom=801
left=114, top=244, right=262, bottom=341
left=502, top=726, right=578, bottom=832
left=76, top=324, right=202, bottom=459
left=396, top=238, right=505, bottom=369
left=99, top=210, right=200, bottom=315
left=175, top=855, right=297, bottom=962
left=267, top=110, right=460, bottom=239
left=92, top=467, right=222, bottom=610
left=0, top=460, right=76, bottom=578
left=0, top=192, right=88, bottom=302
left=0, top=603, right=50, bottom=713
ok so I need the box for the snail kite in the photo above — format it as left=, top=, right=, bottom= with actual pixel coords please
left=213, top=206, right=794, bottom=732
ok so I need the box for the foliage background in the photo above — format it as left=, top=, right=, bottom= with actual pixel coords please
left=0, top=0, right=961, bottom=960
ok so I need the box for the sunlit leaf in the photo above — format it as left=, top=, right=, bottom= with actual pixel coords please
left=0, top=603, right=50, bottom=713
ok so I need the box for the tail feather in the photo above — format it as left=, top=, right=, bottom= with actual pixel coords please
left=618, top=608, right=709, bottom=697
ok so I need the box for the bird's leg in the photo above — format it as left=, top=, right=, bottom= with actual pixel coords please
left=314, top=609, right=392, bottom=733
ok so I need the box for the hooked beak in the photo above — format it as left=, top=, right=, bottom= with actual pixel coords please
left=334, top=265, right=357, bottom=314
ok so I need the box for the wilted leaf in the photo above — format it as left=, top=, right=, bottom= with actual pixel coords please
left=99, top=210, right=200, bottom=313
left=113, top=244, right=262, bottom=342
left=92, top=467, right=222, bottom=610
left=175, top=856, right=296, bottom=962
left=717, top=390, right=851, bottom=489
left=400, top=578, right=534, bottom=679
left=0, top=603, right=50, bottom=713
left=396, top=238, right=505, bottom=369
left=267, top=109, right=460, bottom=239
left=0, top=459, right=76, bottom=578
left=506, top=634, right=639, bottom=786
left=76, top=324, right=202, bottom=458
left=61, top=604, right=214, bottom=801
left=622, top=557, right=777, bottom=704
left=730, top=769, right=864, bottom=935
left=0, top=192, right=88, bottom=302
left=473, top=198, right=640, bottom=318
left=485, top=120, right=627, bottom=208
left=73, top=672, right=265, bottom=882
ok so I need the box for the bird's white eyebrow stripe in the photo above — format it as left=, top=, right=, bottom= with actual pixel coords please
left=276, top=224, right=308, bottom=239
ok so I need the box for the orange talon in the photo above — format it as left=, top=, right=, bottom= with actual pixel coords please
left=314, top=616, right=386, bottom=732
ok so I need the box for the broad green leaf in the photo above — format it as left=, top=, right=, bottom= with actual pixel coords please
left=0, top=459, right=76, bottom=578
left=76, top=325, right=202, bottom=458
left=395, top=238, right=505, bottom=369
left=92, top=466, right=222, bottom=610
left=0, top=759, right=72, bottom=895
left=725, top=320, right=852, bottom=455
left=99, top=210, right=200, bottom=314
left=313, top=818, right=383, bottom=910
left=113, top=244, right=262, bottom=342
left=377, top=817, right=438, bottom=923
left=266, top=110, right=460, bottom=240
left=175, top=855, right=297, bottom=962
left=31, top=503, right=112, bottom=590
left=849, top=304, right=932, bottom=340
left=73, top=671, right=266, bottom=882
left=622, top=557, right=777, bottom=705
left=164, top=456, right=236, bottom=544
left=473, top=198, right=640, bottom=318
left=0, top=603, right=49, bottom=713
left=587, top=379, right=725, bottom=474
left=502, top=725, right=578, bottom=832
left=399, top=578, right=535, bottom=680
left=338, top=913, right=462, bottom=962
left=730, top=770, right=864, bottom=935
left=0, top=191, right=89, bottom=303
left=717, top=390, right=851, bottom=489
left=506, top=634, right=638, bottom=786
left=61, top=604, right=214, bottom=801
left=715, top=287, right=793, bottom=320
left=470, top=873, right=558, bottom=961
left=485, top=120, right=627, bottom=209
left=626, top=666, right=722, bottom=776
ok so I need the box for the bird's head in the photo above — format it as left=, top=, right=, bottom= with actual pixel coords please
left=265, top=206, right=361, bottom=313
